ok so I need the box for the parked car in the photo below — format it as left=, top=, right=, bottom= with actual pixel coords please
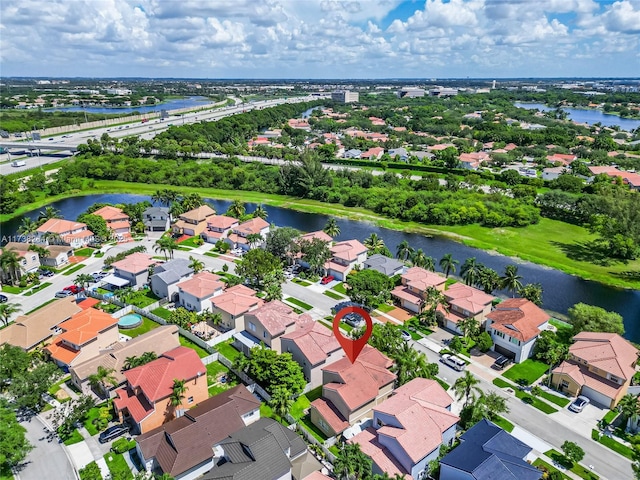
left=55, top=290, right=73, bottom=298
left=440, top=353, right=466, bottom=372
left=569, top=395, right=590, bottom=413
left=98, top=424, right=129, bottom=444
left=0, top=294, right=8, bottom=303
left=39, top=269, right=54, bottom=277
left=63, top=285, right=83, bottom=294
left=400, top=330, right=412, bottom=342
left=492, top=355, right=511, bottom=370
left=321, top=275, right=334, bottom=285
left=344, top=313, right=364, bottom=328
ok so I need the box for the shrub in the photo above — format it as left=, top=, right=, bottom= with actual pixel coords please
left=111, top=437, right=135, bottom=454
left=476, top=332, right=493, bottom=352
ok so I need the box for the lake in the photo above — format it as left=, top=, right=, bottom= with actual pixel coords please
left=514, top=102, right=640, bottom=131
left=2, top=193, right=639, bottom=342
left=43, top=96, right=213, bottom=115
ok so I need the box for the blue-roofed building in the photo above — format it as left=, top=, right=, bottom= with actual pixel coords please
left=439, top=419, right=542, bottom=480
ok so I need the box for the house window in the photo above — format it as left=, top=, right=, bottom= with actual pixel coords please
left=509, top=337, right=520, bottom=346
left=263, top=331, right=267, bottom=339
left=561, top=380, right=569, bottom=389
left=318, top=418, right=329, bottom=432
left=376, top=418, right=384, bottom=428
left=610, top=375, right=621, bottom=384
left=248, top=322, right=256, bottom=332
left=188, top=396, right=194, bottom=404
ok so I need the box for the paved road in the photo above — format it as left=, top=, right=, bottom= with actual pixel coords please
left=17, top=415, right=76, bottom=480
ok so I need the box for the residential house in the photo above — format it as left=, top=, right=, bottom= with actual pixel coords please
left=552, top=332, right=638, bottom=408
left=459, top=152, right=489, bottom=170
left=227, top=217, right=270, bottom=251
left=388, top=148, right=409, bottom=162
left=438, top=283, right=495, bottom=334
left=93, top=205, right=131, bottom=240
left=588, top=165, right=640, bottom=190
left=542, top=166, right=566, bottom=181
left=136, top=385, right=261, bottom=480
left=288, top=119, right=311, bottom=131
left=36, top=218, right=94, bottom=248
left=106, top=252, right=156, bottom=289
left=202, top=215, right=239, bottom=244
left=391, top=267, right=446, bottom=314
left=173, top=205, right=216, bottom=237
left=143, top=207, right=170, bottom=232
left=360, top=147, right=385, bottom=160
left=324, top=239, right=368, bottom=281
left=439, top=419, right=541, bottom=480
left=281, top=317, right=343, bottom=388
left=547, top=153, right=577, bottom=166
left=234, top=300, right=301, bottom=355
left=113, top=346, right=208, bottom=434
left=344, top=149, right=362, bottom=159
left=176, top=272, right=225, bottom=313
left=150, top=258, right=194, bottom=301
left=201, top=417, right=307, bottom=480
left=299, top=230, right=333, bottom=244
left=211, top=285, right=264, bottom=331
left=0, top=297, right=82, bottom=352
left=44, top=308, right=119, bottom=369
left=40, top=245, right=75, bottom=268
left=70, top=325, right=180, bottom=395
left=310, top=346, right=396, bottom=438
left=350, top=378, right=459, bottom=480
left=485, top=298, right=550, bottom=363
left=364, top=254, right=404, bottom=277
left=1, top=243, right=41, bottom=275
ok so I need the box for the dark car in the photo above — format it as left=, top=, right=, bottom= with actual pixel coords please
left=39, top=269, right=54, bottom=277
left=98, top=424, right=129, bottom=444
left=344, top=313, right=364, bottom=328
left=492, top=355, right=511, bottom=370
left=0, top=294, right=8, bottom=303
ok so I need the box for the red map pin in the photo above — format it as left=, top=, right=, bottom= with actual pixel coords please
left=332, top=306, right=373, bottom=364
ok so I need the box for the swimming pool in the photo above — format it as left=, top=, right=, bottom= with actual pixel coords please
left=118, top=313, right=143, bottom=329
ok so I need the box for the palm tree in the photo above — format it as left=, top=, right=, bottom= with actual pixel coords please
left=410, top=248, right=427, bottom=268
left=392, top=342, right=435, bottom=386
left=269, top=386, right=293, bottom=419
left=88, top=366, right=118, bottom=397
left=227, top=199, right=245, bottom=218
left=18, top=217, right=39, bottom=236
left=423, top=256, right=436, bottom=272
left=476, top=266, right=501, bottom=294
left=461, top=257, right=483, bottom=286
left=123, top=356, right=138, bottom=371
left=476, top=392, right=509, bottom=421
left=439, top=253, right=459, bottom=278
left=501, top=264, right=523, bottom=297
left=169, top=379, right=186, bottom=408
left=181, top=193, right=205, bottom=211
left=0, top=248, right=23, bottom=285
left=618, top=394, right=640, bottom=429
left=453, top=371, right=482, bottom=409
left=396, top=240, right=413, bottom=262
left=37, top=206, right=61, bottom=224
left=151, top=189, right=165, bottom=206
left=0, top=302, right=22, bottom=327
left=246, top=233, right=263, bottom=249
left=364, top=233, right=385, bottom=253
left=458, top=317, right=480, bottom=339
left=188, top=256, right=205, bottom=273
left=154, top=236, right=177, bottom=260
left=168, top=201, right=185, bottom=220
left=74, top=273, right=94, bottom=290
left=323, top=218, right=340, bottom=238
left=334, top=442, right=372, bottom=480
left=252, top=204, right=268, bottom=219
left=28, top=244, right=49, bottom=260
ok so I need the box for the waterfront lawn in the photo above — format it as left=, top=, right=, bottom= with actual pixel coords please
left=118, top=317, right=159, bottom=338
left=284, top=297, right=313, bottom=311
left=150, top=307, right=172, bottom=320
left=62, top=264, right=86, bottom=276
left=323, top=290, right=343, bottom=300
left=104, top=452, right=133, bottom=480
left=179, top=335, right=211, bottom=358
left=503, top=359, right=549, bottom=385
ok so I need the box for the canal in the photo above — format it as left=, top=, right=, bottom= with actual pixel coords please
left=43, top=96, right=214, bottom=115
left=515, top=102, right=640, bottom=131
left=2, top=193, right=639, bottom=342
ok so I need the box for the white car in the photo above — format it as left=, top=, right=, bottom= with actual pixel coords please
left=440, top=353, right=466, bottom=371
left=569, top=395, right=590, bottom=413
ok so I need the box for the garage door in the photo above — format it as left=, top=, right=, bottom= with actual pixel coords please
left=494, top=344, right=516, bottom=360
left=581, top=386, right=613, bottom=408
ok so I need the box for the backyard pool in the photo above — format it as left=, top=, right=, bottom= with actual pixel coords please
left=118, top=313, right=143, bottom=329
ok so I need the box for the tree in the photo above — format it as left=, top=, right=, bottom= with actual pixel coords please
left=252, top=204, right=268, bottom=219
left=234, top=346, right=306, bottom=396
left=168, top=307, right=197, bottom=329
left=269, top=386, right=293, bottom=419
left=461, top=257, right=483, bottom=286
left=154, top=236, right=177, bottom=261
left=0, top=401, right=33, bottom=470
left=235, top=248, right=283, bottom=288
left=28, top=244, right=50, bottom=260
left=9, top=362, right=61, bottom=411
left=37, top=206, right=61, bottom=223
left=392, top=342, right=438, bottom=386
left=439, top=253, right=459, bottom=278
left=181, top=193, right=205, bottom=211
left=476, top=331, right=493, bottom=352
left=568, top=303, right=624, bottom=335
left=345, top=269, right=392, bottom=309
left=500, top=264, right=523, bottom=297
left=519, top=283, right=543, bottom=306
left=421, top=287, right=447, bottom=327
left=74, top=273, right=94, bottom=291
left=0, top=344, right=31, bottom=390
left=368, top=323, right=404, bottom=358
left=263, top=272, right=283, bottom=301
left=246, top=233, right=263, bottom=249
left=410, top=249, right=428, bottom=269
left=299, top=237, right=331, bottom=276
left=478, top=392, right=509, bottom=421
left=169, top=379, right=186, bottom=408
left=618, top=394, right=640, bottom=425
left=333, top=442, right=373, bottom=480
left=17, top=217, right=39, bottom=236
left=88, top=366, right=118, bottom=398
left=458, top=317, right=480, bottom=339
left=476, top=266, right=501, bottom=294
left=0, top=302, right=22, bottom=327
left=561, top=441, right=585, bottom=466
left=323, top=218, right=340, bottom=237
left=188, top=255, right=205, bottom=273
left=51, top=395, right=95, bottom=440
left=79, top=462, right=103, bottom=480
left=396, top=240, right=414, bottom=262
left=226, top=199, right=245, bottom=218
left=0, top=248, right=23, bottom=285
left=364, top=233, right=385, bottom=254
left=453, top=371, right=481, bottom=409
left=265, top=227, right=300, bottom=263
left=77, top=213, right=110, bottom=242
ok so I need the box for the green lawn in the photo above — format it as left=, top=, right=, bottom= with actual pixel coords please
left=206, top=361, right=230, bottom=385
left=306, top=386, right=323, bottom=402
left=503, top=359, right=549, bottom=385
left=513, top=388, right=558, bottom=414
left=24, top=282, right=52, bottom=296
left=204, top=251, right=220, bottom=258
left=549, top=318, right=573, bottom=330
left=125, top=289, right=160, bottom=308
left=323, top=290, right=343, bottom=300
left=1, top=285, right=28, bottom=294
left=299, top=414, right=329, bottom=442
left=104, top=452, right=133, bottom=480
left=376, top=303, right=395, bottom=313
left=0, top=464, right=14, bottom=480
left=179, top=335, right=211, bottom=358
left=216, top=340, right=242, bottom=362
left=178, top=236, right=204, bottom=248
left=62, top=429, right=84, bottom=446
left=436, top=378, right=451, bottom=391
left=546, top=449, right=599, bottom=480
left=290, top=395, right=311, bottom=420
left=292, top=278, right=313, bottom=287
left=119, top=317, right=159, bottom=338
left=150, top=307, right=172, bottom=320
left=84, top=402, right=112, bottom=436
left=532, top=458, right=571, bottom=480
left=62, top=263, right=86, bottom=276
left=591, top=430, right=635, bottom=459
left=74, top=248, right=95, bottom=257
left=537, top=389, right=571, bottom=408
left=492, top=415, right=514, bottom=432
left=284, top=297, right=313, bottom=311
left=602, top=410, right=619, bottom=425
left=48, top=376, right=69, bottom=396
left=332, top=282, right=347, bottom=294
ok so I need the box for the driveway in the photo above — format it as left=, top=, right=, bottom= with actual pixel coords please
left=17, top=415, right=76, bottom=480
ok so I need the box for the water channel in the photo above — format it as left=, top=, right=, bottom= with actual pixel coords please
left=2, top=193, right=639, bottom=342
left=43, top=96, right=213, bottom=115
left=514, top=102, right=640, bottom=131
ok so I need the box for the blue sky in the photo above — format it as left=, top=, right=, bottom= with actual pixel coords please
left=0, top=0, right=638, bottom=78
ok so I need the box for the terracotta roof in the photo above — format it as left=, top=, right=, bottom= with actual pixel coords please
left=136, top=385, right=260, bottom=477
left=54, top=308, right=118, bottom=346
left=444, top=283, right=495, bottom=315
left=486, top=298, right=549, bottom=342
left=304, top=472, right=332, bottom=480
left=569, top=332, right=637, bottom=380
left=325, top=261, right=350, bottom=273
left=113, top=384, right=154, bottom=423
left=391, top=286, right=423, bottom=306
left=310, top=397, right=350, bottom=433
left=93, top=205, right=129, bottom=222
left=402, top=267, right=446, bottom=291
left=281, top=318, right=341, bottom=365
left=330, top=240, right=367, bottom=262
left=112, top=252, right=155, bottom=274
left=66, top=230, right=94, bottom=240
left=0, top=298, right=82, bottom=350
left=179, top=205, right=216, bottom=222
left=350, top=428, right=412, bottom=479
left=37, top=218, right=87, bottom=234
left=211, top=285, right=262, bottom=316
left=234, top=217, right=269, bottom=236
left=227, top=233, right=248, bottom=245
left=299, top=230, right=333, bottom=243
left=178, top=272, right=224, bottom=299
left=77, top=297, right=100, bottom=310
left=553, top=360, right=624, bottom=399
left=107, top=220, right=131, bottom=231
left=245, top=300, right=297, bottom=337
left=121, top=346, right=205, bottom=402
left=206, top=215, right=239, bottom=230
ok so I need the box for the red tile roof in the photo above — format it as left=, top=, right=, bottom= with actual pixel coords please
left=444, top=283, right=495, bottom=315
left=310, top=397, right=350, bottom=433
left=211, top=285, right=262, bottom=316
left=299, top=230, right=333, bottom=243
left=177, top=272, right=224, bottom=299
left=113, top=385, right=154, bottom=423
left=111, top=252, right=155, bottom=274
left=281, top=318, right=341, bottom=365
left=553, top=360, right=625, bottom=400
left=351, top=428, right=412, bottom=479
left=569, top=332, right=638, bottom=380
left=246, top=300, right=297, bottom=337
left=486, top=298, right=549, bottom=342
left=331, top=240, right=367, bottom=262
left=234, top=217, right=269, bottom=235
left=402, top=267, right=446, bottom=291
left=206, top=215, right=239, bottom=230
left=37, top=218, right=87, bottom=234
left=93, top=205, right=129, bottom=222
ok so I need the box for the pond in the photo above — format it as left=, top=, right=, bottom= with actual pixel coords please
left=43, top=96, right=213, bottom=115
left=514, top=102, right=640, bottom=131
left=2, top=193, right=639, bottom=342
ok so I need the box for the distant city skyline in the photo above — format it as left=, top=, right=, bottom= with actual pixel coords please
left=1, top=0, right=639, bottom=79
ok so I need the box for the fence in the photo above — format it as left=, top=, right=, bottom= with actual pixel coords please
left=292, top=424, right=337, bottom=463
left=200, top=353, right=219, bottom=365
left=217, top=353, right=271, bottom=401
left=206, top=329, right=236, bottom=347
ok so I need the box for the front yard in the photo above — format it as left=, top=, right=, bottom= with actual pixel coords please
left=502, top=359, right=549, bottom=385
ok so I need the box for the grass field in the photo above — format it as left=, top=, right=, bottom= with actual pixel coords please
left=332, top=282, right=348, bottom=294
left=119, top=316, right=159, bottom=338
left=178, top=236, right=204, bottom=248
left=503, top=359, right=549, bottom=385
left=216, top=340, right=242, bottom=362
left=104, top=452, right=133, bottom=480
left=284, top=297, right=313, bottom=311
left=62, top=263, right=86, bottom=276
left=150, top=307, right=172, bottom=320
left=546, top=449, right=599, bottom=480
left=323, top=290, right=343, bottom=300
left=61, top=429, right=84, bottom=446
left=376, top=303, right=395, bottom=313
left=513, top=388, right=558, bottom=414
left=74, top=248, right=95, bottom=257
left=532, top=458, right=570, bottom=479
left=492, top=415, right=514, bottom=432
left=292, top=278, right=313, bottom=287
left=24, top=282, right=52, bottom=296
left=179, top=335, right=211, bottom=358
left=537, top=389, right=571, bottom=408
left=591, top=430, right=635, bottom=459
